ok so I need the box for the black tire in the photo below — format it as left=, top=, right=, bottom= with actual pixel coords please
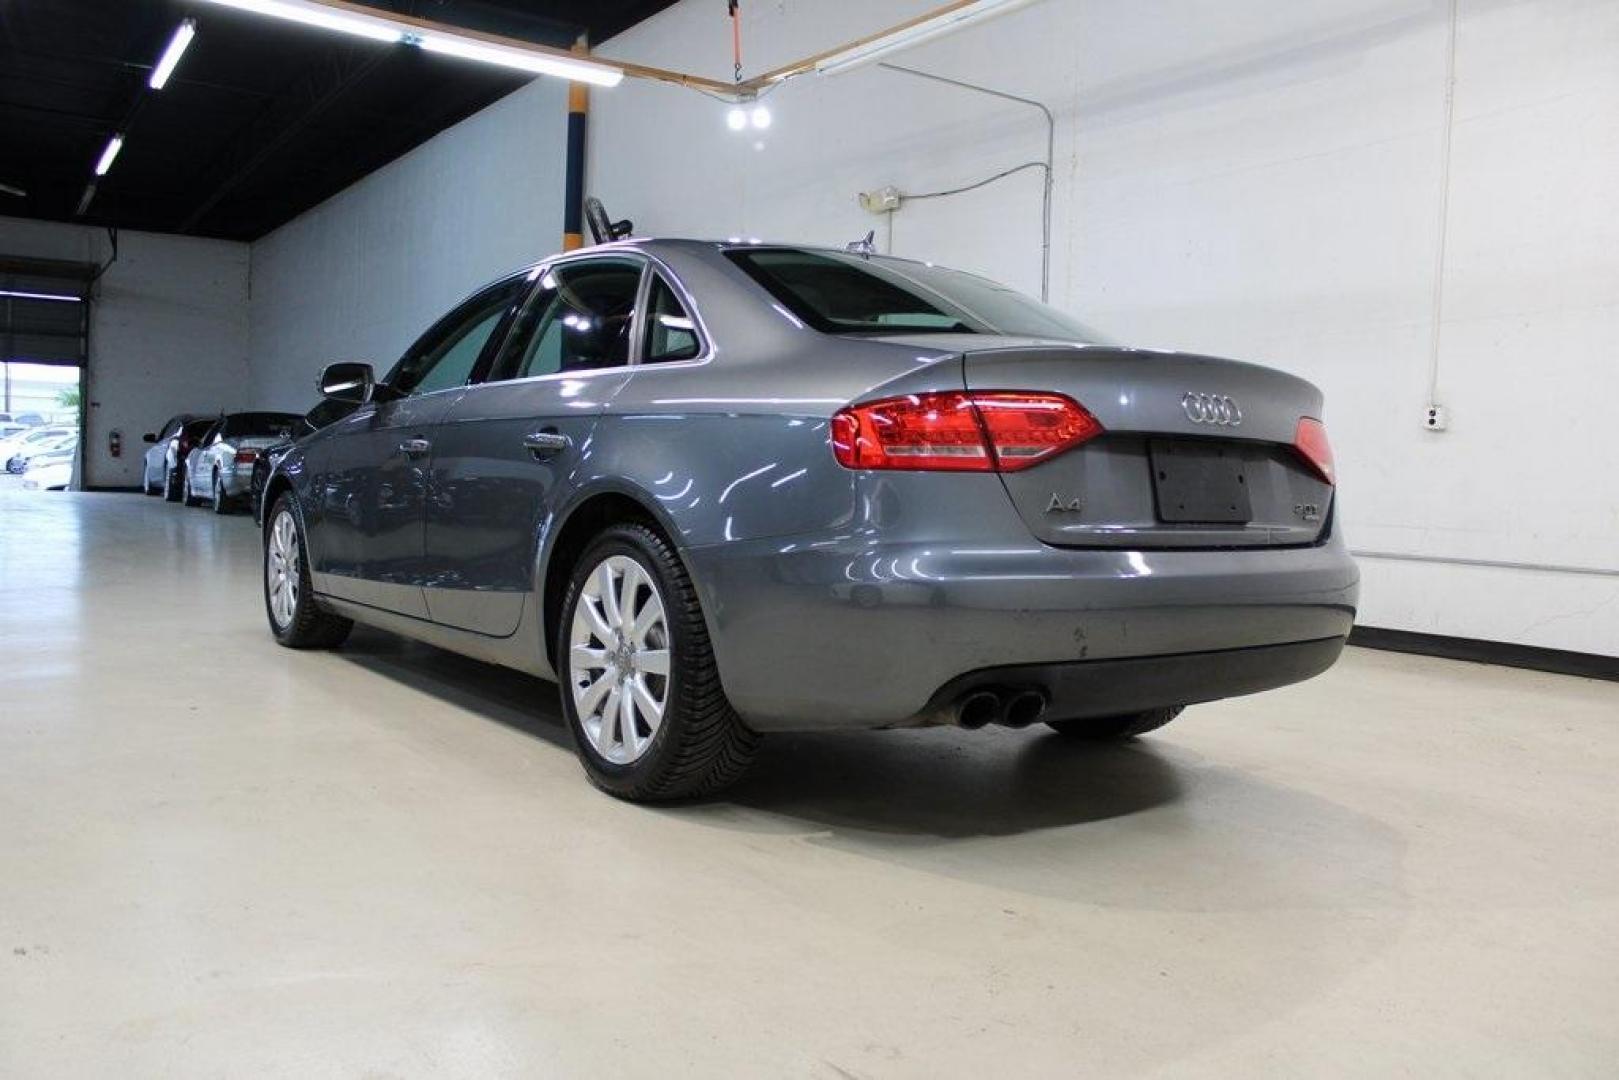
left=179, top=465, right=202, bottom=506
left=211, top=470, right=232, bottom=515
left=1046, top=706, right=1185, bottom=740
left=264, top=494, right=352, bottom=649
left=143, top=467, right=159, bottom=496
left=557, top=522, right=759, bottom=801
left=163, top=465, right=182, bottom=502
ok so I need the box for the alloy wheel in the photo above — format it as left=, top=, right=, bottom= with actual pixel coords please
left=568, top=554, right=670, bottom=765
left=266, top=509, right=300, bottom=629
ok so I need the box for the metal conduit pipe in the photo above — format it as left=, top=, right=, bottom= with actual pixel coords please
left=877, top=61, right=1054, bottom=302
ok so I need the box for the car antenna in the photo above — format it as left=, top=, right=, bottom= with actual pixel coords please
left=845, top=230, right=876, bottom=257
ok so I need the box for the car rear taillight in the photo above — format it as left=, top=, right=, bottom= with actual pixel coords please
left=831, top=391, right=1103, bottom=472
left=1293, top=417, right=1335, bottom=485
left=235, top=449, right=259, bottom=465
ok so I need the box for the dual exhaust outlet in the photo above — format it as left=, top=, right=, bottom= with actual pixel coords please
left=955, top=687, right=1049, bottom=730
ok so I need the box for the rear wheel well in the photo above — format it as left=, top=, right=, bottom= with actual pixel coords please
left=543, top=493, right=662, bottom=667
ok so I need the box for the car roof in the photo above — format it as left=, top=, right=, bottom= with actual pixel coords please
left=544, top=236, right=950, bottom=271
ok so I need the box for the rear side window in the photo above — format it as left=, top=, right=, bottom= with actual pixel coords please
left=642, top=276, right=701, bottom=363
left=489, top=258, right=643, bottom=381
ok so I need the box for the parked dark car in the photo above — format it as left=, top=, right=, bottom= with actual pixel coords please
left=260, top=239, right=1358, bottom=801
left=143, top=416, right=214, bottom=501
left=251, top=399, right=357, bottom=524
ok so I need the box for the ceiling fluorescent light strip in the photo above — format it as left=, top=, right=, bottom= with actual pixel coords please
left=149, top=19, right=198, bottom=89
left=195, top=0, right=404, bottom=44
left=414, top=33, right=623, bottom=87
left=813, top=0, right=1037, bottom=76
left=0, top=289, right=85, bottom=303
left=94, top=135, right=124, bottom=177
left=194, top=0, right=622, bottom=85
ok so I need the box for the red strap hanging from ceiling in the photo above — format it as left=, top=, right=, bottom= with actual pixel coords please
left=729, top=1, right=742, bottom=84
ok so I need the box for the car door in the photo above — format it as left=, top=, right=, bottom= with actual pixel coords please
left=420, top=255, right=646, bottom=636
left=187, top=420, right=221, bottom=495
left=310, top=274, right=529, bottom=618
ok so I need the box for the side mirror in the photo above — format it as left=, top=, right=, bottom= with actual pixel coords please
left=142, top=432, right=157, bottom=443
left=318, top=361, right=374, bottom=404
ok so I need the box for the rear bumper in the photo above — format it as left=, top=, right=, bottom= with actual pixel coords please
left=686, top=536, right=1358, bottom=731
left=919, top=636, right=1347, bottom=725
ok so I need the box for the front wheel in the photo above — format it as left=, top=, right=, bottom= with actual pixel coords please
left=557, top=523, right=759, bottom=801
left=264, top=495, right=352, bottom=649
left=1046, top=706, right=1185, bottom=740
left=163, top=466, right=182, bottom=502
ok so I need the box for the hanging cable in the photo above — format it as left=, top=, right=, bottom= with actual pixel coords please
left=728, top=0, right=742, bottom=85
left=904, top=161, right=1048, bottom=202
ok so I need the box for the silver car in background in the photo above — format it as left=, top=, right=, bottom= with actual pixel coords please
left=182, top=412, right=301, bottom=513
left=260, top=239, right=1358, bottom=802
left=4, top=426, right=77, bottom=474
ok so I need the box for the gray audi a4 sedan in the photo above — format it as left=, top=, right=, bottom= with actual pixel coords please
left=260, top=239, right=1358, bottom=801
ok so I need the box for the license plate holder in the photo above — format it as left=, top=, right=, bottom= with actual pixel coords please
left=1149, top=439, right=1253, bottom=524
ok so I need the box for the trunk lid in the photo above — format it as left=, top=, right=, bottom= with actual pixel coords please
left=960, top=343, right=1333, bottom=548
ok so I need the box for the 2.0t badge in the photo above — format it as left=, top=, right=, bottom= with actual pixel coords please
left=1182, top=392, right=1242, bottom=426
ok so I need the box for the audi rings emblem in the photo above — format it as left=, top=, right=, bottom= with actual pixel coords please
left=1181, top=392, right=1242, bottom=426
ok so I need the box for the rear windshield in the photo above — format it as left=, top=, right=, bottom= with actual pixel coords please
left=725, top=247, right=1110, bottom=342
left=224, top=412, right=301, bottom=439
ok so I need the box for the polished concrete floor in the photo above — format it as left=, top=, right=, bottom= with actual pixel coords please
left=1, top=488, right=1616, bottom=1077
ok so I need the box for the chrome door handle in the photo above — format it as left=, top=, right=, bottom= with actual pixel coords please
left=397, top=437, right=431, bottom=457
left=523, top=431, right=571, bottom=457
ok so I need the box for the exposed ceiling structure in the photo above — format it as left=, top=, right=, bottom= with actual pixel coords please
left=0, top=0, right=679, bottom=242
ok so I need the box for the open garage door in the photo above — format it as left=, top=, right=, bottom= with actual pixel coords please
left=1, top=256, right=93, bottom=490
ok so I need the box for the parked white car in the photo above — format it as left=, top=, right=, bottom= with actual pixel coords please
left=4, top=427, right=78, bottom=474
left=21, top=443, right=76, bottom=490
left=181, top=412, right=301, bottom=513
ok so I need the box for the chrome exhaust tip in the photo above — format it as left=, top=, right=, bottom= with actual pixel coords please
left=957, top=690, right=1002, bottom=730
left=1002, top=689, right=1048, bottom=729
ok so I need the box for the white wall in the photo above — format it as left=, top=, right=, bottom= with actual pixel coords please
left=0, top=215, right=251, bottom=488
left=585, top=0, right=1619, bottom=656
left=246, top=77, right=569, bottom=410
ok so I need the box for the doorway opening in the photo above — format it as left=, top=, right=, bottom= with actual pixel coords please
left=1, top=362, right=84, bottom=490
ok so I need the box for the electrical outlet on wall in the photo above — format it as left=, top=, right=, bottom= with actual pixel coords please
left=1424, top=404, right=1449, bottom=431
left=858, top=186, right=902, bottom=214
